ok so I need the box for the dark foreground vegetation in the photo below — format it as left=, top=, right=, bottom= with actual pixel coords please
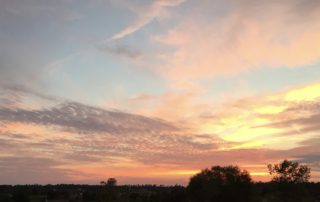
left=1, top=160, right=319, bottom=202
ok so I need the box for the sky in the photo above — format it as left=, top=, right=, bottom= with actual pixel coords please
left=0, top=0, right=320, bottom=185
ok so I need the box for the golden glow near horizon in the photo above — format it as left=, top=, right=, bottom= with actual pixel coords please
left=152, top=170, right=200, bottom=176
left=285, top=84, right=320, bottom=102
left=250, top=172, right=269, bottom=176
left=197, top=83, right=320, bottom=153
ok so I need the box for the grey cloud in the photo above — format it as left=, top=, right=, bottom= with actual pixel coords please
left=0, top=84, right=61, bottom=110
left=0, top=132, right=31, bottom=150
left=179, top=134, right=235, bottom=150
left=0, top=132, right=106, bottom=163
left=0, top=139, right=16, bottom=148
left=295, top=154, right=320, bottom=164
left=268, top=113, right=320, bottom=130
left=274, top=125, right=320, bottom=137
left=2, top=84, right=60, bottom=102
left=98, top=44, right=143, bottom=59
left=285, top=100, right=320, bottom=113
left=0, top=156, right=77, bottom=184
left=63, top=153, right=104, bottom=162
left=256, top=100, right=320, bottom=136
left=287, top=139, right=320, bottom=176
left=299, top=137, right=320, bottom=146
left=289, top=0, right=320, bottom=16
left=0, top=101, right=177, bottom=134
left=0, top=85, right=25, bottom=108
left=4, top=133, right=28, bottom=139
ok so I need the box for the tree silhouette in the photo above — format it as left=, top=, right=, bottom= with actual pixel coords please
left=106, top=178, right=117, bottom=186
left=100, top=178, right=117, bottom=186
left=187, top=165, right=253, bottom=202
left=268, top=159, right=311, bottom=183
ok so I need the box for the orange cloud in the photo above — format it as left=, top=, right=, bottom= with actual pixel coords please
left=2, top=83, right=320, bottom=184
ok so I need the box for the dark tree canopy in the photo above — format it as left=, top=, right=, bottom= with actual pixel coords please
left=268, top=159, right=311, bottom=183
left=106, top=178, right=117, bottom=186
left=187, top=165, right=253, bottom=202
left=100, top=178, right=117, bottom=186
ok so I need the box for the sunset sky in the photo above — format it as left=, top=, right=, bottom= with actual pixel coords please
left=1, top=0, right=320, bottom=185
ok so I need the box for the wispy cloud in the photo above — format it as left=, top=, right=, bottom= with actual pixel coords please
left=0, top=102, right=177, bottom=135
left=110, top=0, right=186, bottom=40
left=0, top=156, right=77, bottom=184
left=98, top=44, right=143, bottom=59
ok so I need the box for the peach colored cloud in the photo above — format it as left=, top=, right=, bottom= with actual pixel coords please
left=152, top=0, right=320, bottom=88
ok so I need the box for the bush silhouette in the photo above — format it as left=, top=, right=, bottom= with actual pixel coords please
left=100, top=178, right=117, bottom=186
left=268, top=159, right=311, bottom=183
left=267, top=160, right=311, bottom=202
left=187, top=165, right=253, bottom=202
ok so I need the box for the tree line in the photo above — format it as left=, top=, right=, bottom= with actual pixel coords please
left=0, top=160, right=319, bottom=202
left=187, top=159, right=312, bottom=202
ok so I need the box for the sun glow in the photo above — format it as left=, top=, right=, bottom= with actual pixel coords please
left=250, top=172, right=269, bottom=176
left=154, top=170, right=200, bottom=176
left=285, top=83, right=320, bottom=102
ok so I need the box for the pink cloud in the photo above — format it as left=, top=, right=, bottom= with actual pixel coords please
left=152, top=0, right=320, bottom=87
